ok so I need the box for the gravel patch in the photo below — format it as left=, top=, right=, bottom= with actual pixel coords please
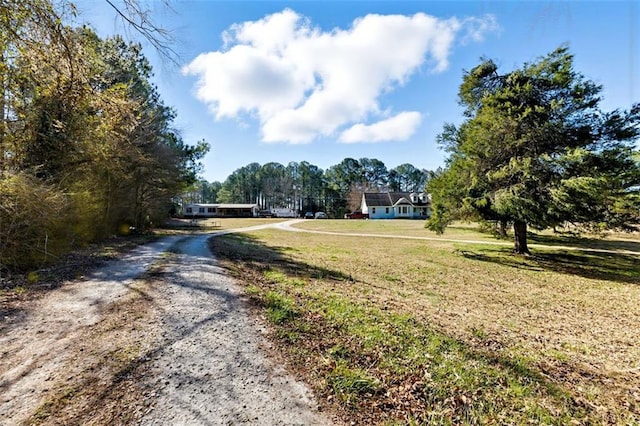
left=139, top=234, right=330, bottom=425
left=0, top=236, right=183, bottom=424
left=0, top=229, right=330, bottom=425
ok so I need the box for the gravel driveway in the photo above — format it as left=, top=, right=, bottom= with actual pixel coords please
left=139, top=233, right=329, bottom=425
left=0, top=229, right=330, bottom=425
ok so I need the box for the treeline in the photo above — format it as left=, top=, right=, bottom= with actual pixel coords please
left=0, top=0, right=208, bottom=270
left=182, top=159, right=431, bottom=217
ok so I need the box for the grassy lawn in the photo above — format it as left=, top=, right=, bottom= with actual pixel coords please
left=296, top=219, right=500, bottom=241
left=198, top=217, right=289, bottom=229
left=157, top=217, right=288, bottom=233
left=210, top=221, right=640, bottom=425
left=295, top=219, right=640, bottom=253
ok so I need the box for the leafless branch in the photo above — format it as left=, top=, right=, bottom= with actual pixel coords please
left=104, top=0, right=180, bottom=66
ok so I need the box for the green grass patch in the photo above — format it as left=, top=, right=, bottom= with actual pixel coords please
left=246, top=284, right=261, bottom=297
left=210, top=225, right=640, bottom=424
left=327, top=362, right=381, bottom=405
left=264, top=290, right=298, bottom=324
left=264, top=269, right=306, bottom=287
left=264, top=279, right=576, bottom=423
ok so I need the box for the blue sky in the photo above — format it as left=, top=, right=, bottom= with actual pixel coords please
left=73, top=1, right=639, bottom=183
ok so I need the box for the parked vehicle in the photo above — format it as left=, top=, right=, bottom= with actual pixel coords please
left=258, top=210, right=274, bottom=218
left=270, top=208, right=297, bottom=218
left=304, top=211, right=314, bottom=219
left=344, top=211, right=369, bottom=219
left=314, top=212, right=328, bottom=219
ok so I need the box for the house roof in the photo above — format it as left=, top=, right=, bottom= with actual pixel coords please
left=363, top=192, right=429, bottom=207
left=186, top=203, right=258, bottom=209
left=363, top=192, right=394, bottom=207
left=216, top=204, right=259, bottom=209
left=393, top=196, right=412, bottom=206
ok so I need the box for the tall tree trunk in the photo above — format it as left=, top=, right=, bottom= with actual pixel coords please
left=0, top=52, right=5, bottom=170
left=513, top=220, right=530, bottom=255
left=499, top=219, right=508, bottom=238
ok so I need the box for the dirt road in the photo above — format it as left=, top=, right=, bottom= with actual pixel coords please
left=0, top=228, right=329, bottom=425
left=138, top=234, right=328, bottom=425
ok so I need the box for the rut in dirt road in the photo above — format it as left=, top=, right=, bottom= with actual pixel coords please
left=139, top=233, right=330, bottom=425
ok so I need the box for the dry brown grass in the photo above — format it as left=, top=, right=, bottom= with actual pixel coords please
left=157, top=217, right=288, bottom=234
left=297, top=218, right=496, bottom=240
left=211, top=222, right=640, bottom=424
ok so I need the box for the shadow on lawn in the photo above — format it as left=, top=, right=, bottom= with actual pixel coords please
left=461, top=246, right=640, bottom=285
left=209, top=232, right=600, bottom=422
left=529, top=233, right=640, bottom=254
left=209, top=233, right=354, bottom=282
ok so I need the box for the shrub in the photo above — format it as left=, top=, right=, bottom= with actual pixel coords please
left=0, top=172, right=71, bottom=270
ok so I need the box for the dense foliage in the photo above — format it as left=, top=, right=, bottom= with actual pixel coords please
left=182, top=159, right=430, bottom=218
left=0, top=0, right=208, bottom=270
left=427, top=46, right=640, bottom=253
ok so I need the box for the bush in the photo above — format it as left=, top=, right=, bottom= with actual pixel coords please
left=0, top=172, right=71, bottom=270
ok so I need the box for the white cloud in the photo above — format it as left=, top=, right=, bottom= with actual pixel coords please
left=460, top=15, right=500, bottom=44
left=182, top=9, right=497, bottom=144
left=339, top=112, right=422, bottom=143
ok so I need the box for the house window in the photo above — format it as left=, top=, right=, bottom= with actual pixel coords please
left=385, top=207, right=389, bottom=214
left=207, top=207, right=216, bottom=213
left=372, top=207, right=376, bottom=214
left=401, top=206, right=408, bottom=214
left=185, top=207, right=192, bottom=214
left=199, top=207, right=205, bottom=213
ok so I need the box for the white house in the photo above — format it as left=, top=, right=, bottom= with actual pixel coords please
left=183, top=203, right=259, bottom=218
left=361, top=192, right=430, bottom=219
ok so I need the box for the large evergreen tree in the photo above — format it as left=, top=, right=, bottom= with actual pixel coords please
left=427, top=46, right=640, bottom=254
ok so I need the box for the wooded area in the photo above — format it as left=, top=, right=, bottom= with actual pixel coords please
left=180, top=158, right=431, bottom=218
left=0, top=0, right=208, bottom=270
